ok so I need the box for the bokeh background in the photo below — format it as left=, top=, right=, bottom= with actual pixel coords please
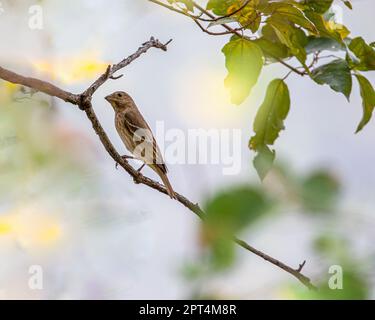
left=0, top=0, right=374, bottom=299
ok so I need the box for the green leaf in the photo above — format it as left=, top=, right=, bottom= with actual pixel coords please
left=300, top=170, right=340, bottom=212
left=311, top=59, right=352, bottom=100
left=253, top=145, right=276, bottom=181
left=267, top=18, right=308, bottom=64
left=348, top=37, right=375, bottom=71
left=236, top=4, right=261, bottom=33
left=305, top=36, right=344, bottom=54
left=265, top=3, right=317, bottom=33
left=167, top=0, right=194, bottom=12
left=303, top=0, right=334, bottom=14
left=341, top=0, right=352, bottom=10
left=204, top=186, right=271, bottom=233
left=250, top=79, right=290, bottom=180
left=210, top=237, right=235, bottom=269
left=355, top=74, right=375, bottom=133
left=253, top=37, right=290, bottom=63
left=304, top=11, right=349, bottom=43
left=206, top=0, right=237, bottom=15
left=203, top=185, right=271, bottom=269
left=222, top=37, right=263, bottom=105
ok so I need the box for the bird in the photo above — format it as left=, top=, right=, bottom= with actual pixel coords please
left=105, top=91, right=176, bottom=199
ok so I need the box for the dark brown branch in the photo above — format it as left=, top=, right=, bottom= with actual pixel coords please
left=208, top=0, right=252, bottom=22
left=0, top=37, right=316, bottom=290
left=234, top=239, right=315, bottom=290
left=296, top=260, right=307, bottom=273
left=192, top=2, right=307, bottom=76
left=149, top=1, right=306, bottom=76
left=83, top=37, right=171, bottom=98
left=148, top=0, right=213, bottom=22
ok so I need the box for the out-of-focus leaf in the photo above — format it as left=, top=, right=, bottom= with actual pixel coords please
left=355, top=74, right=375, bottom=133
left=300, top=170, right=340, bottom=212
left=290, top=267, right=368, bottom=300
left=167, top=0, right=194, bottom=12
left=313, top=234, right=348, bottom=258
left=311, top=59, right=352, bottom=100
left=210, top=237, right=235, bottom=269
left=250, top=79, right=290, bottom=180
left=204, top=186, right=271, bottom=233
left=202, top=185, right=271, bottom=269
left=222, top=37, right=263, bottom=105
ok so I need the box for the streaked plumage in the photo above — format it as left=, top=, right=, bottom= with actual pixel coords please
left=105, top=91, right=175, bottom=199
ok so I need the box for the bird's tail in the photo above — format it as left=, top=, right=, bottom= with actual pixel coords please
left=151, top=165, right=176, bottom=199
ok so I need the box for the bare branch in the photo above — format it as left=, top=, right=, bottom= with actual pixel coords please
left=83, top=37, right=172, bottom=99
left=296, top=260, right=307, bottom=273
left=234, top=239, right=316, bottom=290
left=0, top=66, right=80, bottom=104
left=0, top=37, right=316, bottom=290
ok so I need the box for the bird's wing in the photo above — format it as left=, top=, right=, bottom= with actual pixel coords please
left=123, top=109, right=167, bottom=172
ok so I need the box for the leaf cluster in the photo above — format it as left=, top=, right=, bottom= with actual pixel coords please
left=162, top=0, right=375, bottom=179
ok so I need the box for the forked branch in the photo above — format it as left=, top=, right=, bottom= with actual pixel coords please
left=0, top=37, right=316, bottom=290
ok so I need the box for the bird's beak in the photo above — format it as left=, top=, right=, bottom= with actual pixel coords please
left=105, top=95, right=113, bottom=103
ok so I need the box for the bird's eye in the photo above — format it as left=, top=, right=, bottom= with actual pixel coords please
left=117, top=93, right=122, bottom=97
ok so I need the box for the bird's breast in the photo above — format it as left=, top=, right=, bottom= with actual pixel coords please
left=115, top=113, right=135, bottom=153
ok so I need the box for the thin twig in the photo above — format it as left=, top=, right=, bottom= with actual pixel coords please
left=149, top=0, right=306, bottom=76
left=0, top=37, right=316, bottom=290
left=296, top=260, right=307, bottom=273
left=209, top=0, right=252, bottom=22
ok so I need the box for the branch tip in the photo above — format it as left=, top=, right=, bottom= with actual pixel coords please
left=296, top=260, right=307, bottom=273
left=110, top=74, right=124, bottom=80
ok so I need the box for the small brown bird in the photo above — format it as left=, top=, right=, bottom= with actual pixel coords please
left=105, top=91, right=176, bottom=199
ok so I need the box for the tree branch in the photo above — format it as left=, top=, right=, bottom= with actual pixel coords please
left=0, top=37, right=316, bottom=290
left=149, top=0, right=307, bottom=76
left=0, top=66, right=80, bottom=104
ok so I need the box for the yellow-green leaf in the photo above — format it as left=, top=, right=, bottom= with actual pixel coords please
left=250, top=79, right=290, bottom=179
left=355, top=74, right=375, bottom=133
left=348, top=37, right=375, bottom=71
left=304, top=0, right=334, bottom=14
left=222, top=37, right=263, bottom=105
left=267, top=18, right=308, bottom=64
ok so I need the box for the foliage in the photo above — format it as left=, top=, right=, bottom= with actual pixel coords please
left=249, top=78, right=290, bottom=180
left=188, top=164, right=341, bottom=276
left=290, top=233, right=370, bottom=299
left=158, top=0, right=375, bottom=179
left=202, top=186, right=272, bottom=269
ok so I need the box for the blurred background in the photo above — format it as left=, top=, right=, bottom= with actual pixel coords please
left=0, top=0, right=374, bottom=299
